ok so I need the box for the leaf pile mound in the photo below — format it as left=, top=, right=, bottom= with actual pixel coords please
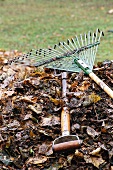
left=0, top=50, right=113, bottom=170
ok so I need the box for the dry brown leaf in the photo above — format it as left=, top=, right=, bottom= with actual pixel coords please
left=49, top=97, right=62, bottom=106
left=26, top=156, right=47, bottom=165
left=78, top=80, right=90, bottom=91
left=5, top=90, right=15, bottom=97
left=23, top=77, right=40, bottom=86
left=84, top=155, right=105, bottom=168
left=29, top=130, right=36, bottom=138
left=38, top=143, right=50, bottom=155
left=89, top=92, right=101, bottom=103
left=75, top=150, right=84, bottom=158
left=71, top=81, right=78, bottom=91
left=7, top=120, right=20, bottom=129
left=89, top=147, right=101, bottom=156
left=83, top=92, right=101, bottom=106
left=24, top=114, right=32, bottom=120
left=28, top=104, right=42, bottom=114
left=41, top=115, right=60, bottom=127
left=18, top=96, right=36, bottom=104
left=67, top=154, right=74, bottom=164
left=87, top=126, right=100, bottom=138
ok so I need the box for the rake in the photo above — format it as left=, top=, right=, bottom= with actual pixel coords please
left=9, top=29, right=113, bottom=152
left=10, top=28, right=113, bottom=99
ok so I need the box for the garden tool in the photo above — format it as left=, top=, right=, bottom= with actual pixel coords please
left=52, top=72, right=82, bottom=152
left=9, top=28, right=113, bottom=99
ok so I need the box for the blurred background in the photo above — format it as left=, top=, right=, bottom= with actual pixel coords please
left=0, top=0, right=113, bottom=62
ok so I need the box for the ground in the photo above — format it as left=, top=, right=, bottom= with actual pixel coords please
left=0, top=50, right=113, bottom=169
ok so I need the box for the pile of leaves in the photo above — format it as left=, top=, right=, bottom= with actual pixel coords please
left=0, top=50, right=113, bottom=170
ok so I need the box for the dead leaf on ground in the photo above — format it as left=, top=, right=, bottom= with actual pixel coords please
left=26, top=156, right=47, bottom=165
left=84, top=155, right=105, bottom=168
left=89, top=147, right=101, bottom=156
left=87, top=126, right=100, bottom=138
left=28, top=104, right=42, bottom=114
left=41, top=115, right=60, bottom=127
left=78, top=80, right=90, bottom=91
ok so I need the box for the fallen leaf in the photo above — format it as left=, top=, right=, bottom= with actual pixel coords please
left=78, top=80, right=90, bottom=91
left=75, top=150, right=84, bottom=158
left=29, top=130, right=36, bottom=138
left=83, top=92, right=101, bottom=106
left=67, top=154, right=74, bottom=164
left=89, top=92, right=101, bottom=103
left=7, top=120, right=20, bottom=129
left=89, top=147, right=101, bottom=156
left=41, top=115, right=60, bottom=127
left=24, top=114, right=32, bottom=120
left=38, top=143, right=50, bottom=155
left=26, top=156, right=47, bottom=165
left=49, top=97, right=62, bottom=106
left=18, top=96, right=36, bottom=103
left=23, top=77, right=40, bottom=86
left=5, top=90, right=15, bottom=96
left=87, top=126, right=100, bottom=138
left=28, top=104, right=42, bottom=114
left=84, top=155, right=105, bottom=168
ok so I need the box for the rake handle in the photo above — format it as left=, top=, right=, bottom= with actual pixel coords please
left=89, top=72, right=113, bottom=99
left=53, top=140, right=81, bottom=152
left=61, top=107, right=70, bottom=136
left=61, top=72, right=71, bottom=136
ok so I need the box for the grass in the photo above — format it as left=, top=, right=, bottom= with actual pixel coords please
left=0, top=0, right=113, bottom=62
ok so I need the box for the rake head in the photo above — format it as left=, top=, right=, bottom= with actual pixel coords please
left=9, top=28, right=104, bottom=73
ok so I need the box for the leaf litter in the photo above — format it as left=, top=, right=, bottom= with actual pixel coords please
left=0, top=50, right=113, bottom=169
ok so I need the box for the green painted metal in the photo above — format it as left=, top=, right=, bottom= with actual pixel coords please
left=74, top=57, right=92, bottom=75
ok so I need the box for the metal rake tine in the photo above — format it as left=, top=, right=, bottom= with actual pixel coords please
left=30, top=48, right=63, bottom=57
left=29, top=48, right=63, bottom=59
left=97, top=28, right=104, bottom=41
left=91, top=31, right=98, bottom=62
left=89, top=31, right=98, bottom=67
left=29, top=49, right=64, bottom=65
left=32, top=51, right=65, bottom=67
left=10, top=53, right=30, bottom=65
left=54, top=42, right=78, bottom=57
left=54, top=43, right=68, bottom=53
left=26, top=49, right=48, bottom=65
left=67, top=39, right=76, bottom=50
left=92, top=28, right=103, bottom=44
left=60, top=42, right=71, bottom=52
left=74, top=34, right=86, bottom=62
left=77, top=34, right=85, bottom=60
left=61, top=41, right=74, bottom=52
left=27, top=49, right=46, bottom=61
left=86, top=33, right=93, bottom=61
left=71, top=38, right=79, bottom=49
left=93, top=29, right=104, bottom=60
left=84, top=33, right=88, bottom=61
left=79, top=34, right=87, bottom=62
left=94, top=28, right=100, bottom=42
left=75, top=35, right=82, bottom=48
left=84, top=31, right=92, bottom=67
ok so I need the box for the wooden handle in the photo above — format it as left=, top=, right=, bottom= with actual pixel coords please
left=61, top=107, right=70, bottom=136
left=89, top=72, right=113, bottom=99
left=53, top=140, right=82, bottom=152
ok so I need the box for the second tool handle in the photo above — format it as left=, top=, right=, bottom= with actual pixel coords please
left=61, top=72, right=70, bottom=136
left=89, top=72, right=113, bottom=99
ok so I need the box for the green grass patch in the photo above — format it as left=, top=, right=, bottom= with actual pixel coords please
left=0, top=0, right=113, bottom=61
